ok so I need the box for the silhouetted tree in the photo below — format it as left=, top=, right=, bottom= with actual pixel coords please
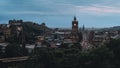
left=0, top=46, right=4, bottom=58
left=78, top=32, right=83, bottom=42
left=5, top=43, right=28, bottom=57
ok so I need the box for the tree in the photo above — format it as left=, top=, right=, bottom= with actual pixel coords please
left=5, top=43, right=28, bottom=57
left=71, top=43, right=82, bottom=50
left=0, top=46, right=4, bottom=58
left=18, top=43, right=118, bottom=68
left=88, top=45, right=114, bottom=68
left=78, top=32, right=83, bottom=42
left=107, top=39, right=120, bottom=67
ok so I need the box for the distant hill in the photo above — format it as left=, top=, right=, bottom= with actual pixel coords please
left=21, top=22, right=52, bottom=43
left=96, top=26, right=120, bottom=32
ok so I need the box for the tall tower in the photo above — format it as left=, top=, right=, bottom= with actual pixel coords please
left=71, top=16, right=79, bottom=43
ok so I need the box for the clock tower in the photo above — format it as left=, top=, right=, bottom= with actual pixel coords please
left=71, top=16, right=79, bottom=43
left=72, top=16, right=78, bottom=32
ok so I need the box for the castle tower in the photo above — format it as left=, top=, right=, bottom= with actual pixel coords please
left=71, top=16, right=79, bottom=43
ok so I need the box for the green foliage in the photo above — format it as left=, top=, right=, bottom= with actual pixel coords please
left=5, top=43, right=28, bottom=57
left=71, top=43, right=82, bottom=50
left=0, top=46, right=4, bottom=58
left=88, top=46, right=114, bottom=68
left=19, top=48, right=81, bottom=68
left=19, top=39, right=120, bottom=68
left=107, top=39, right=120, bottom=67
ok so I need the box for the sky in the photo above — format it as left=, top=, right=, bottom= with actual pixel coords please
left=1, top=0, right=120, bottom=28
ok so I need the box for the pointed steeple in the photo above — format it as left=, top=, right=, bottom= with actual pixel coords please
left=74, top=16, right=76, bottom=21
left=82, top=25, right=85, bottom=30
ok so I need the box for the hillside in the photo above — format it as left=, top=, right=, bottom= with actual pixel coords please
left=9, top=22, right=52, bottom=43
left=23, top=22, right=47, bottom=35
left=23, top=22, right=51, bottom=42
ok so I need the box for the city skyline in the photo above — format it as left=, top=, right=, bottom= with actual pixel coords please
left=1, top=0, right=120, bottom=28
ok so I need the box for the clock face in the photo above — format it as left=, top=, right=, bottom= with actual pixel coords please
left=74, top=23, right=76, bottom=26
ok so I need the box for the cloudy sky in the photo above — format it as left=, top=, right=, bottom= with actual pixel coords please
left=1, top=0, right=120, bottom=28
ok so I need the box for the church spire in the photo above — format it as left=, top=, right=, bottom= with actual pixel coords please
left=82, top=25, right=85, bottom=30
left=74, top=16, right=76, bottom=21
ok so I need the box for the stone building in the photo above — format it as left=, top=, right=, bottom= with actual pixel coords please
left=71, top=16, right=79, bottom=43
left=0, top=24, right=11, bottom=42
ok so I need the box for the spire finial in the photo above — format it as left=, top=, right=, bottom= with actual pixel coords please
left=74, top=16, right=76, bottom=20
